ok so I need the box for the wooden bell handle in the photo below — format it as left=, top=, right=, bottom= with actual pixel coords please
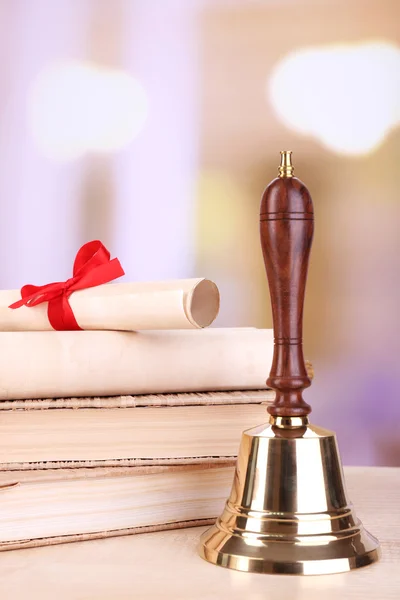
left=260, top=151, right=314, bottom=417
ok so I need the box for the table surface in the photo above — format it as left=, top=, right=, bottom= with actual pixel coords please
left=0, top=466, right=399, bottom=600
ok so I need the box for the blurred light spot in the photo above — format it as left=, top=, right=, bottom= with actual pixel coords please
left=196, top=171, right=246, bottom=261
left=29, top=61, right=148, bottom=161
left=269, top=42, right=400, bottom=155
left=196, top=171, right=258, bottom=272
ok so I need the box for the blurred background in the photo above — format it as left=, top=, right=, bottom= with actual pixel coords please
left=0, top=0, right=398, bottom=465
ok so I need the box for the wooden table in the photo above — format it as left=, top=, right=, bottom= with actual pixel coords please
left=0, top=467, right=399, bottom=599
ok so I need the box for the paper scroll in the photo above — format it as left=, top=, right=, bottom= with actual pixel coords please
left=0, top=279, right=220, bottom=332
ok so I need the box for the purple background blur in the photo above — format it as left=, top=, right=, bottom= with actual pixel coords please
left=0, top=0, right=399, bottom=465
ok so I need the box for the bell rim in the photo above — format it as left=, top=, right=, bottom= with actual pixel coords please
left=199, top=524, right=380, bottom=575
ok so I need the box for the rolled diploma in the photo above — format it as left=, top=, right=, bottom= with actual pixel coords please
left=0, top=279, right=220, bottom=331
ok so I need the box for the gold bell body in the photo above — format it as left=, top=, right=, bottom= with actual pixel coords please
left=199, top=415, right=380, bottom=575
left=199, top=152, right=380, bottom=575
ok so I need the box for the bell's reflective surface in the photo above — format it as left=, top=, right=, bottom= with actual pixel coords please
left=199, top=417, right=380, bottom=575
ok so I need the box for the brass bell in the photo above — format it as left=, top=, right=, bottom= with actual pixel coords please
left=199, top=152, right=380, bottom=575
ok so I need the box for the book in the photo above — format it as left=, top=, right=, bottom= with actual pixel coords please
left=0, top=390, right=273, bottom=469
left=0, top=463, right=235, bottom=551
left=0, top=328, right=274, bottom=400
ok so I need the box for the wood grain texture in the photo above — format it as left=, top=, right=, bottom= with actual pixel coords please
left=260, top=176, right=314, bottom=417
left=0, top=467, right=398, bottom=600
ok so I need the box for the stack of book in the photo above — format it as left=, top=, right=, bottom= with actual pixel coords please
left=0, top=277, right=312, bottom=551
left=0, top=328, right=289, bottom=551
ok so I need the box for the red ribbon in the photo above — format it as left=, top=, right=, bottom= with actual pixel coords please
left=9, top=240, right=125, bottom=331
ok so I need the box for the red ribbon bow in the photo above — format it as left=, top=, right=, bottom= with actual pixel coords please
left=9, top=240, right=125, bottom=331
